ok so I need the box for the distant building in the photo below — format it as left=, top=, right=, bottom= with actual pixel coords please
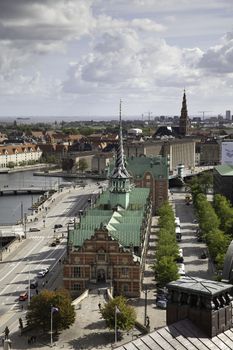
left=200, top=138, right=221, bottom=165
left=0, top=144, right=42, bottom=168
left=63, top=113, right=152, bottom=298
left=226, top=110, right=231, bottom=120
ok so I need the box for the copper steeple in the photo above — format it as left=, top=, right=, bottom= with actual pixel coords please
left=111, top=100, right=130, bottom=179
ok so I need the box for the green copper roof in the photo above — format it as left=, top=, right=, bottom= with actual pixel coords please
left=69, top=187, right=150, bottom=248
left=126, top=156, right=168, bottom=180
left=215, top=164, right=233, bottom=176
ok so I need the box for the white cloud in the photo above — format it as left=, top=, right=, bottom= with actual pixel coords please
left=199, top=32, right=233, bottom=74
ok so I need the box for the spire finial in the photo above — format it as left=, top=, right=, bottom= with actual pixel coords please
left=119, top=99, right=122, bottom=123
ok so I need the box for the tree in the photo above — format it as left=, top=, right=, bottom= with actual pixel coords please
left=26, top=289, right=75, bottom=332
left=78, top=159, right=88, bottom=172
left=206, top=229, right=230, bottom=262
left=100, top=296, right=136, bottom=332
left=154, top=256, right=179, bottom=287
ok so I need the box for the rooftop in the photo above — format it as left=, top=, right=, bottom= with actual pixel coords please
left=115, top=319, right=233, bottom=350
left=69, top=187, right=150, bottom=248
left=167, top=277, right=232, bottom=296
left=215, top=164, right=233, bottom=176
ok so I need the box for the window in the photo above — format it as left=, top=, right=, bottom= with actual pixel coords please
left=72, top=283, right=81, bottom=291
left=122, top=284, right=129, bottom=292
left=73, top=266, right=81, bottom=278
left=98, top=254, right=105, bottom=261
left=121, top=268, right=129, bottom=276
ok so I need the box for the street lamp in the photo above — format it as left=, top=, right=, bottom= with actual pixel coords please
left=143, top=286, right=148, bottom=327
left=28, top=263, right=31, bottom=306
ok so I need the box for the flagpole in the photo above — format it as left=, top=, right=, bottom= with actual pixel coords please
left=51, top=306, right=53, bottom=347
left=115, top=306, right=117, bottom=343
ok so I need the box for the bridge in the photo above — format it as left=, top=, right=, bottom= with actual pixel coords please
left=0, top=186, right=51, bottom=196
left=169, top=165, right=214, bottom=180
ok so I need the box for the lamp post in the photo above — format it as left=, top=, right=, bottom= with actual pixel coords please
left=143, top=286, right=148, bottom=327
left=115, top=306, right=120, bottom=343
left=0, top=231, right=2, bottom=261
left=50, top=306, right=53, bottom=347
left=28, top=263, right=31, bottom=306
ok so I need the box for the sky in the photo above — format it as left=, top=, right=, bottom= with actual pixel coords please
left=0, top=0, right=233, bottom=119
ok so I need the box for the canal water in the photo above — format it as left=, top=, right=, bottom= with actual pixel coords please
left=0, top=170, right=78, bottom=224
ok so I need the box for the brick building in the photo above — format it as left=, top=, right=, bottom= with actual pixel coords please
left=63, top=113, right=152, bottom=298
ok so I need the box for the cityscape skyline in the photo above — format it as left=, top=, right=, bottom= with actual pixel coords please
left=0, top=1, right=233, bottom=118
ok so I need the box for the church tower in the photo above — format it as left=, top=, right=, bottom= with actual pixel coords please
left=179, top=90, right=190, bottom=136
left=109, top=101, right=131, bottom=209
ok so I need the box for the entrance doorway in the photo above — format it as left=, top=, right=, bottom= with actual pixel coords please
left=97, top=269, right=106, bottom=282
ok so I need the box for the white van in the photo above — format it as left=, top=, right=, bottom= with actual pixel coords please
left=175, top=217, right=180, bottom=227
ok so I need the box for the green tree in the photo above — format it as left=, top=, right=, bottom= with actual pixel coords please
left=206, top=229, right=230, bottom=261
left=26, top=289, right=75, bottom=332
left=78, top=159, right=88, bottom=172
left=100, top=296, right=136, bottom=332
left=154, top=256, right=179, bottom=287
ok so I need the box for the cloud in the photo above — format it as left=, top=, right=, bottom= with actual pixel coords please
left=63, top=26, right=203, bottom=96
left=199, top=32, right=233, bottom=74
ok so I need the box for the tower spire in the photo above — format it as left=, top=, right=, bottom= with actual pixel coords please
left=179, top=89, right=190, bottom=136
left=111, top=100, right=130, bottom=179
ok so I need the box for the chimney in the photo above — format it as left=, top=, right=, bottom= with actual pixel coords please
left=166, top=277, right=233, bottom=337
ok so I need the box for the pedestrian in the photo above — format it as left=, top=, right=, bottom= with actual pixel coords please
left=21, top=304, right=23, bottom=311
left=42, top=281, right=45, bottom=287
left=98, top=289, right=100, bottom=296
left=36, top=289, right=38, bottom=295
left=98, top=302, right=101, bottom=310
left=4, top=326, right=9, bottom=340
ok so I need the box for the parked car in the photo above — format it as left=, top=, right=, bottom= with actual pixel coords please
left=176, top=248, right=184, bottom=263
left=29, top=227, right=40, bottom=232
left=156, top=299, right=167, bottom=309
left=19, top=291, right=28, bottom=301
left=55, top=238, right=60, bottom=244
left=50, top=241, right=57, bottom=247
left=178, top=263, right=186, bottom=276
left=200, top=251, right=207, bottom=259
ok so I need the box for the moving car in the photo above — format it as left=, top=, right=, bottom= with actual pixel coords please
left=19, top=291, right=28, bottom=301
left=37, top=267, right=49, bottom=278
left=37, top=270, right=46, bottom=278
left=30, top=280, right=38, bottom=289
left=54, top=224, right=63, bottom=229
left=50, top=241, right=57, bottom=247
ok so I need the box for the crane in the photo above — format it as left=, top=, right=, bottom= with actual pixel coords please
left=198, top=111, right=212, bottom=120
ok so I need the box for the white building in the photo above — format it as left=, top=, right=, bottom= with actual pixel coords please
left=0, top=144, right=42, bottom=168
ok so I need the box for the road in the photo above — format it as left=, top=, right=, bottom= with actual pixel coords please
left=0, top=181, right=106, bottom=339
left=171, top=190, right=214, bottom=279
